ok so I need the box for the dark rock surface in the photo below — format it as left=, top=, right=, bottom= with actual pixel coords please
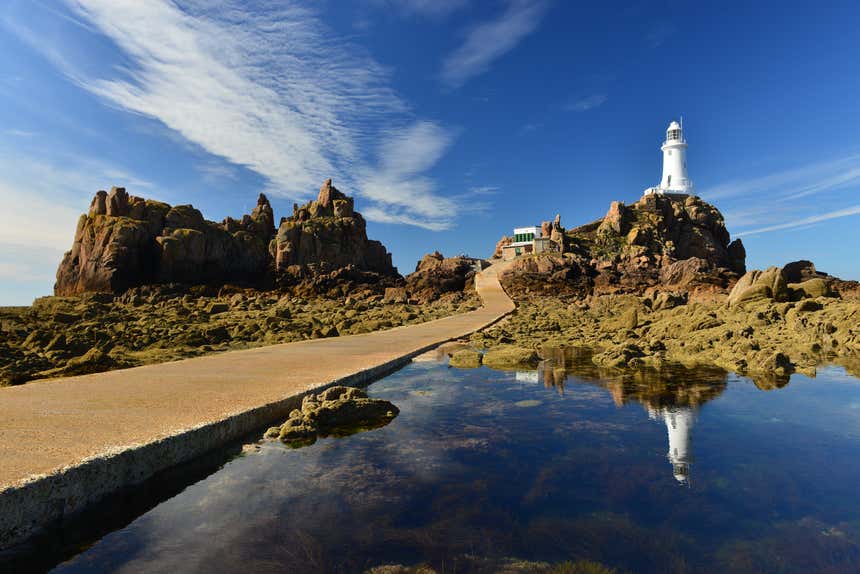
left=265, top=386, right=399, bottom=446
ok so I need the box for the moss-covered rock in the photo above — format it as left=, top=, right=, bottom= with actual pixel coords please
left=483, top=345, right=540, bottom=370
left=449, top=349, right=482, bottom=369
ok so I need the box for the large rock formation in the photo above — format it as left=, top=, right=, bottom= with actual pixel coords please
left=272, top=179, right=397, bottom=283
left=497, top=194, right=746, bottom=299
left=404, top=251, right=482, bottom=303
left=55, top=187, right=273, bottom=295
left=55, top=180, right=397, bottom=295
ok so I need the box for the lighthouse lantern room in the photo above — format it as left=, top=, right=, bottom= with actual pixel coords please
left=644, top=119, right=694, bottom=196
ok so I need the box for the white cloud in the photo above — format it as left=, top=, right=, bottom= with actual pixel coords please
left=704, top=153, right=860, bottom=239
left=440, top=0, right=547, bottom=89
left=565, top=93, right=607, bottom=112
left=736, top=204, right=860, bottom=237
left=700, top=154, right=860, bottom=201
left=359, top=121, right=460, bottom=229
left=15, top=0, right=473, bottom=230
left=371, top=0, right=468, bottom=18
left=0, top=144, right=159, bottom=303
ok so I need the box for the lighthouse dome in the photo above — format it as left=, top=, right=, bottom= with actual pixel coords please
left=667, top=120, right=681, bottom=131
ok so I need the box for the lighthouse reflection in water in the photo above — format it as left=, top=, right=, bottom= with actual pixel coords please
left=523, top=347, right=725, bottom=485
left=648, top=405, right=694, bottom=484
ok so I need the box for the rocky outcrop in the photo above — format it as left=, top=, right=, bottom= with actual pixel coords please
left=55, top=187, right=274, bottom=295
left=498, top=194, right=746, bottom=301
left=273, top=179, right=397, bottom=283
left=405, top=251, right=482, bottom=303
left=265, top=386, right=399, bottom=446
left=55, top=180, right=398, bottom=296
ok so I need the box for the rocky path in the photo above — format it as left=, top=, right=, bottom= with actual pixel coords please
left=0, top=262, right=514, bottom=548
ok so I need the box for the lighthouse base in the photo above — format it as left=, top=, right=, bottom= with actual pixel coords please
left=643, top=186, right=691, bottom=198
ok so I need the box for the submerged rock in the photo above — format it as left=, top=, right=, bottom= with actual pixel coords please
left=266, top=385, right=399, bottom=447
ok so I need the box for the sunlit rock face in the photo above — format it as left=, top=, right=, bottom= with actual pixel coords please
left=54, top=179, right=400, bottom=295
left=55, top=187, right=274, bottom=295
left=497, top=194, right=747, bottom=299
left=272, top=179, right=397, bottom=282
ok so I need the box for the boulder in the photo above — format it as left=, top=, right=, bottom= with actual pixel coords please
left=727, top=267, right=790, bottom=307
left=482, top=345, right=540, bottom=370
left=269, top=386, right=399, bottom=446
left=405, top=252, right=479, bottom=303
left=449, top=349, right=482, bottom=369
left=788, top=278, right=833, bottom=300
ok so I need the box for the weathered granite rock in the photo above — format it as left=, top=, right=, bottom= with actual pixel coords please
left=273, top=180, right=397, bottom=282
left=55, top=188, right=274, bottom=295
left=267, top=386, right=399, bottom=446
left=789, top=278, right=833, bottom=300
left=498, top=194, right=745, bottom=302
left=405, top=252, right=481, bottom=303
left=727, top=267, right=790, bottom=307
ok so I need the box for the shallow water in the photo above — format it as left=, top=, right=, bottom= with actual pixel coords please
left=39, top=352, right=860, bottom=572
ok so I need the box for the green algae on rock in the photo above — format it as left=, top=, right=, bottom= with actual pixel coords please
left=482, top=345, right=541, bottom=370
left=266, top=386, right=399, bottom=447
left=448, top=349, right=483, bottom=369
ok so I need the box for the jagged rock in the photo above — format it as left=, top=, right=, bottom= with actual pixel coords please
left=782, top=260, right=820, bottom=283
left=500, top=195, right=745, bottom=301
left=55, top=189, right=274, bottom=295
left=273, top=180, right=396, bottom=281
left=598, top=201, right=632, bottom=235
left=405, top=252, right=480, bottom=303
left=492, top=235, right=513, bottom=259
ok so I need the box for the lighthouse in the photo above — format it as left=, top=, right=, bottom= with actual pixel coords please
left=644, top=119, right=694, bottom=196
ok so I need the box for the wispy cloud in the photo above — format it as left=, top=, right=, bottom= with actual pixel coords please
left=6, top=0, right=477, bottom=230
left=371, top=0, right=468, bottom=18
left=359, top=121, right=459, bottom=230
left=440, top=0, right=547, bottom=89
left=564, top=93, right=607, bottom=112
left=701, top=154, right=860, bottom=201
left=736, top=204, right=860, bottom=237
left=705, top=153, right=860, bottom=238
left=3, top=129, right=36, bottom=138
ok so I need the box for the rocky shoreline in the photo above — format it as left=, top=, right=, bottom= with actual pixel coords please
left=458, top=262, right=860, bottom=387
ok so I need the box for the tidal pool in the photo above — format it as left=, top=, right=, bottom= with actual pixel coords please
left=25, top=351, right=860, bottom=572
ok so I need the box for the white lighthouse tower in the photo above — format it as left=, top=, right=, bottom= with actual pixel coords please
left=644, top=119, right=694, bottom=196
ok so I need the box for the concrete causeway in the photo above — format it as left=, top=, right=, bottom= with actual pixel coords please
left=0, top=262, right=515, bottom=549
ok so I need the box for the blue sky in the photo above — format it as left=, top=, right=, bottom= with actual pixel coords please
left=1, top=0, right=859, bottom=305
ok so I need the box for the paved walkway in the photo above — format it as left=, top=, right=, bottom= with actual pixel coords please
left=0, top=262, right=514, bottom=492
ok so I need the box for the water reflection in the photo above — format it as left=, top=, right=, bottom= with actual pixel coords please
left=11, top=353, right=860, bottom=574
left=531, top=346, right=728, bottom=484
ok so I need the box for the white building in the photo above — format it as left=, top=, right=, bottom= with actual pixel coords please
left=501, top=226, right=554, bottom=260
left=648, top=405, right=695, bottom=484
left=643, top=119, right=694, bottom=196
